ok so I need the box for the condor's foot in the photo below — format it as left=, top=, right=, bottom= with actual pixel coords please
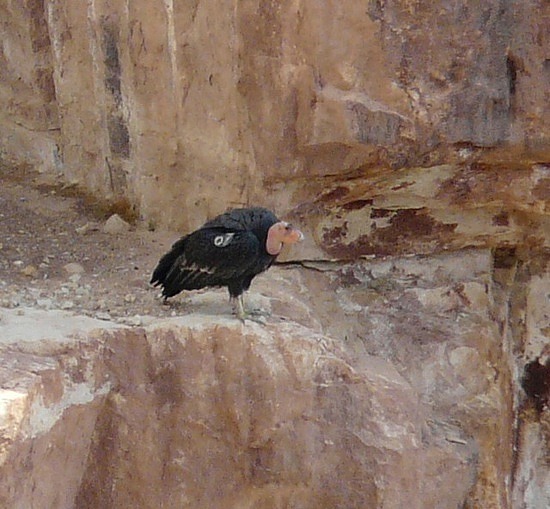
left=231, top=296, right=269, bottom=324
left=248, top=306, right=271, bottom=321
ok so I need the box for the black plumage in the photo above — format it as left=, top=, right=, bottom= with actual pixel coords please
left=150, top=207, right=303, bottom=320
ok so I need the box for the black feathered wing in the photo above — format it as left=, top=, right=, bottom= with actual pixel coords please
left=151, top=227, right=262, bottom=298
left=150, top=235, right=189, bottom=289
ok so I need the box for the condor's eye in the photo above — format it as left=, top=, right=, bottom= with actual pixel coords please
left=285, top=224, right=293, bottom=231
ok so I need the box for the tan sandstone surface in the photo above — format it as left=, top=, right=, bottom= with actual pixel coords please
left=0, top=169, right=548, bottom=508
left=0, top=0, right=549, bottom=508
left=1, top=0, right=548, bottom=235
left=1, top=310, right=467, bottom=509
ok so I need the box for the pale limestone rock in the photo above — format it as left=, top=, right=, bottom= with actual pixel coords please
left=0, top=246, right=549, bottom=508
left=62, top=262, right=85, bottom=275
left=102, top=214, right=131, bottom=234
left=0, top=308, right=122, bottom=350
left=0, top=309, right=476, bottom=509
left=20, top=265, right=38, bottom=278
left=254, top=247, right=550, bottom=508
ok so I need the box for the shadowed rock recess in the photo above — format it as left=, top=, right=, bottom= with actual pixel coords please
left=0, top=0, right=549, bottom=508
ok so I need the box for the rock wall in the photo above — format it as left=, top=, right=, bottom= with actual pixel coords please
left=295, top=249, right=550, bottom=508
left=0, top=308, right=480, bottom=508
left=1, top=1, right=549, bottom=508
left=0, top=0, right=548, bottom=236
left=1, top=246, right=549, bottom=508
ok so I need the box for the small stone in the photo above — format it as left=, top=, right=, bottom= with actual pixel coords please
left=63, top=262, right=85, bottom=275
left=124, top=293, right=136, bottom=304
left=75, top=224, right=90, bottom=234
left=69, top=273, right=82, bottom=283
left=60, top=300, right=74, bottom=310
left=75, top=286, right=90, bottom=296
left=103, top=214, right=131, bottom=234
left=36, top=298, right=53, bottom=309
left=75, top=223, right=100, bottom=234
left=122, top=315, right=142, bottom=326
left=21, top=265, right=39, bottom=278
left=96, top=311, right=112, bottom=321
left=13, top=260, right=24, bottom=267
left=92, top=299, right=106, bottom=310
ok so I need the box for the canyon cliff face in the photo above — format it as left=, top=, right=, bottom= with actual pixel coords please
left=0, top=1, right=549, bottom=508
left=1, top=0, right=548, bottom=235
left=0, top=251, right=548, bottom=508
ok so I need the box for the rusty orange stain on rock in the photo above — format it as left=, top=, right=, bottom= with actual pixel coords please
left=492, top=211, right=510, bottom=226
left=321, top=208, right=457, bottom=258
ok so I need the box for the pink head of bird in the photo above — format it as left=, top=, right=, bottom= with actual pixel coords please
left=266, top=221, right=304, bottom=255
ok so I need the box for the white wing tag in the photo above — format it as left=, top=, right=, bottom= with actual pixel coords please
left=213, top=233, right=235, bottom=247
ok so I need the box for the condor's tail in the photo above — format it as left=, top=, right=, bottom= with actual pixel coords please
left=150, top=236, right=188, bottom=298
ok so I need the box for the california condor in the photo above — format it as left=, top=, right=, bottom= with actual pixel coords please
left=150, top=207, right=303, bottom=321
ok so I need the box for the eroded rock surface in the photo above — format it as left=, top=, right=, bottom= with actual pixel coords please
left=0, top=309, right=475, bottom=508
left=0, top=1, right=549, bottom=507
left=1, top=243, right=548, bottom=508
left=1, top=1, right=548, bottom=234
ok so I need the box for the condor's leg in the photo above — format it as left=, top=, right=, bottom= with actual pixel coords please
left=230, top=293, right=269, bottom=324
left=230, top=294, right=246, bottom=323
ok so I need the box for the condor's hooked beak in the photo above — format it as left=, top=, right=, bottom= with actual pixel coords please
left=267, top=221, right=304, bottom=255
left=283, top=223, right=304, bottom=243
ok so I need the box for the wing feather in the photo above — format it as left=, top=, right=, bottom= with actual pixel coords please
left=152, top=227, right=260, bottom=297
